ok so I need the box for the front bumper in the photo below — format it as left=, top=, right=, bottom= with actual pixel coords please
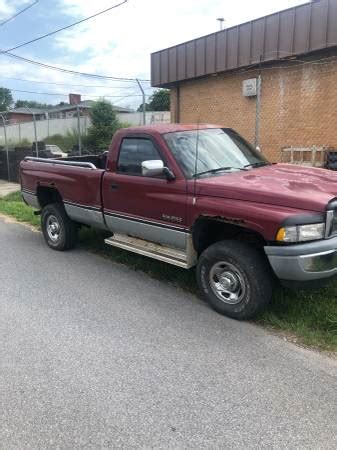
left=265, top=236, right=337, bottom=282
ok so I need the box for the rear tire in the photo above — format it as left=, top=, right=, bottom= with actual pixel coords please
left=196, top=240, right=273, bottom=320
left=41, top=203, right=77, bottom=251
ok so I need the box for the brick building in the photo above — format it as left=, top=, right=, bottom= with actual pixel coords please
left=151, top=0, right=337, bottom=162
left=4, top=108, right=46, bottom=124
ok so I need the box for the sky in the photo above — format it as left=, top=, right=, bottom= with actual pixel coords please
left=0, top=0, right=308, bottom=110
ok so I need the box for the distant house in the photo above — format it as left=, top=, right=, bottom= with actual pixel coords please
left=1, top=94, right=134, bottom=124
left=3, top=107, right=46, bottom=124
left=47, top=99, right=94, bottom=119
left=47, top=95, right=134, bottom=119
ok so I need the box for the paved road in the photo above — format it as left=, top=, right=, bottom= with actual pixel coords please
left=0, top=217, right=336, bottom=449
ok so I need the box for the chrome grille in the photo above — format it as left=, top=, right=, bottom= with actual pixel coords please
left=326, top=210, right=337, bottom=238
left=333, top=211, right=337, bottom=236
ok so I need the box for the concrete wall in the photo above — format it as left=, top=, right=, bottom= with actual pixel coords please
left=170, top=57, right=337, bottom=162
left=0, top=111, right=171, bottom=145
left=119, top=111, right=171, bottom=126
left=0, top=116, right=88, bottom=144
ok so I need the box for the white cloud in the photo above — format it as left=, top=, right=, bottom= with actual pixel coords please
left=0, top=53, right=140, bottom=106
left=60, top=2, right=307, bottom=71
left=50, top=0, right=307, bottom=106
left=0, top=0, right=35, bottom=20
left=0, top=0, right=308, bottom=108
left=0, top=0, right=16, bottom=18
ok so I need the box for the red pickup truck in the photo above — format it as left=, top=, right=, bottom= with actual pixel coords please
left=20, top=124, right=337, bottom=319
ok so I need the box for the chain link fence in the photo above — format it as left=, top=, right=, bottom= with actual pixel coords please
left=0, top=109, right=170, bottom=181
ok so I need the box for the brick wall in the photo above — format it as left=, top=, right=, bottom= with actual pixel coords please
left=170, top=58, right=337, bottom=162
left=8, top=113, right=33, bottom=124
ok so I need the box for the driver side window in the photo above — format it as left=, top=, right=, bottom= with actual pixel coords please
left=117, top=138, right=162, bottom=176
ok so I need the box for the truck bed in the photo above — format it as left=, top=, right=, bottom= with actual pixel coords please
left=63, top=153, right=108, bottom=170
left=20, top=156, right=105, bottom=225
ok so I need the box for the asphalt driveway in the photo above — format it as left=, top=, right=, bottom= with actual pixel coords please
left=0, top=217, right=336, bottom=448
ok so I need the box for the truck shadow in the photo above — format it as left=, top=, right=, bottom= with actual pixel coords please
left=78, top=227, right=337, bottom=352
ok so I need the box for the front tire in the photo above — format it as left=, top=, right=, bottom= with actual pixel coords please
left=41, top=203, right=77, bottom=251
left=197, top=240, right=273, bottom=320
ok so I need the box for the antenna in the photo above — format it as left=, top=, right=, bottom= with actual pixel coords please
left=193, top=119, right=200, bottom=202
left=217, top=17, right=225, bottom=31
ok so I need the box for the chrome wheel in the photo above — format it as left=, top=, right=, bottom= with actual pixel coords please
left=209, top=261, right=246, bottom=305
left=46, top=215, right=61, bottom=243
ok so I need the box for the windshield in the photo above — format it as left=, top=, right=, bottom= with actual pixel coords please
left=163, top=128, right=269, bottom=178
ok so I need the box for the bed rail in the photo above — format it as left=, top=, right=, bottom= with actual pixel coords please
left=23, top=157, right=97, bottom=169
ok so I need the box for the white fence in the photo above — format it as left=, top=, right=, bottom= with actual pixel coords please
left=0, top=111, right=171, bottom=145
left=120, top=111, right=171, bottom=127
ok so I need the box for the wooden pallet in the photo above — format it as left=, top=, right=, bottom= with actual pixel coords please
left=281, top=146, right=326, bottom=167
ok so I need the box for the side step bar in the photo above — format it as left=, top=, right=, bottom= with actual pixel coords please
left=104, top=233, right=197, bottom=269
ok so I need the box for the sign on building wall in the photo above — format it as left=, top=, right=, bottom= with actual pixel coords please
left=242, top=78, right=257, bottom=97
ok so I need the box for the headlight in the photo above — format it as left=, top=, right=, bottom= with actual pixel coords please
left=276, top=223, right=325, bottom=243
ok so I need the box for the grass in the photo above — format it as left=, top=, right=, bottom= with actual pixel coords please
left=1, top=191, right=336, bottom=353
left=0, top=191, right=40, bottom=227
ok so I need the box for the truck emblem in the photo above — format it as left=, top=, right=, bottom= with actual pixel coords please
left=161, top=214, right=183, bottom=223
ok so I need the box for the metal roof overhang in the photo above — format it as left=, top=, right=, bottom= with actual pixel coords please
left=151, top=0, right=337, bottom=88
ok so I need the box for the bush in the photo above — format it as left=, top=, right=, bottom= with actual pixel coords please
left=20, top=138, right=31, bottom=146
left=43, top=130, right=86, bottom=152
left=87, top=100, right=125, bottom=152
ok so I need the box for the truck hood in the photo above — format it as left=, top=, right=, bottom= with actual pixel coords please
left=196, top=164, right=337, bottom=212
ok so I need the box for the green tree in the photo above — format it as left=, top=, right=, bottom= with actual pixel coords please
left=149, top=89, right=170, bottom=111
left=137, top=102, right=150, bottom=112
left=137, top=89, right=170, bottom=112
left=0, top=87, right=13, bottom=111
left=87, top=100, right=122, bottom=151
left=15, top=100, right=54, bottom=109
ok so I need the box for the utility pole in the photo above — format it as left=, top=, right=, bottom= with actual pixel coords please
left=0, top=114, right=10, bottom=182
left=24, top=106, right=38, bottom=157
left=136, top=78, right=146, bottom=125
left=33, top=111, right=38, bottom=157
left=76, top=104, right=82, bottom=155
left=255, top=74, right=262, bottom=150
left=46, top=111, right=50, bottom=138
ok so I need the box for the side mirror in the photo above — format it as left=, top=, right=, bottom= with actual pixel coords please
left=142, top=160, right=164, bottom=177
left=141, top=160, right=175, bottom=180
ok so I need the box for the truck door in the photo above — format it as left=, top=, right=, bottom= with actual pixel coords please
left=102, top=135, right=189, bottom=249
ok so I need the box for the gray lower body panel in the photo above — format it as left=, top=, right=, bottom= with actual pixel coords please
left=64, top=203, right=107, bottom=230
left=21, top=191, right=190, bottom=254
left=22, top=191, right=40, bottom=209
left=265, top=237, right=337, bottom=281
left=104, top=214, right=187, bottom=250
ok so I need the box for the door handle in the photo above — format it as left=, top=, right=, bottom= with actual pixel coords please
left=111, top=183, right=119, bottom=190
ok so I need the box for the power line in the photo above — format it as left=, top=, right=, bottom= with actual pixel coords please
left=1, top=1, right=127, bottom=54
left=9, top=87, right=145, bottom=99
left=113, top=90, right=150, bottom=105
left=0, top=75, right=153, bottom=90
left=3, top=51, right=151, bottom=82
left=0, top=1, right=39, bottom=27
left=113, top=95, right=140, bottom=105
left=0, top=1, right=150, bottom=83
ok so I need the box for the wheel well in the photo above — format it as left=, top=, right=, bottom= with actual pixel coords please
left=37, top=186, right=62, bottom=208
left=192, top=216, right=266, bottom=255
